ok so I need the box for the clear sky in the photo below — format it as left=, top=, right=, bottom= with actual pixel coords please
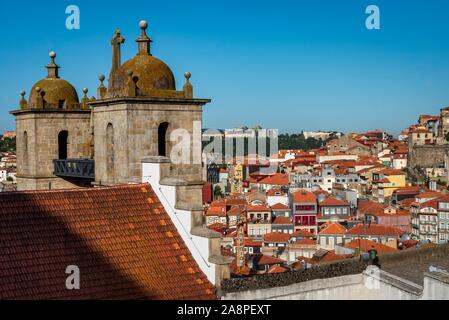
left=1, top=0, right=449, bottom=135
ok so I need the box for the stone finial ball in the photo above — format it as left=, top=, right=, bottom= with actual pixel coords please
left=185, top=72, right=191, bottom=79
left=139, top=20, right=148, bottom=29
left=83, top=88, right=89, bottom=94
left=49, top=51, right=56, bottom=59
left=20, top=90, right=26, bottom=96
left=99, top=74, right=105, bottom=82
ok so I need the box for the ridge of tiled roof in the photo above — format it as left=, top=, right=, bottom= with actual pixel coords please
left=270, top=203, right=290, bottom=210
left=252, top=254, right=286, bottom=266
left=267, top=265, right=289, bottom=274
left=292, top=189, right=317, bottom=203
left=271, top=216, right=293, bottom=225
left=344, top=239, right=397, bottom=255
left=0, top=183, right=216, bottom=300
left=346, top=224, right=404, bottom=237
left=291, top=229, right=314, bottom=238
left=319, top=222, right=347, bottom=235
left=263, top=232, right=291, bottom=243
left=259, top=173, right=289, bottom=186
left=319, top=196, right=350, bottom=207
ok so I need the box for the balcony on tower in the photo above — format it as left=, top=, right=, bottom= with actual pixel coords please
left=53, top=159, right=95, bottom=180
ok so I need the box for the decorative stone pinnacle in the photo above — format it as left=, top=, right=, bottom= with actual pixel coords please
left=183, top=72, right=193, bottom=99
left=139, top=20, right=148, bottom=34
left=46, top=51, right=60, bottom=78
left=97, top=74, right=108, bottom=100
left=136, top=20, right=153, bottom=55
left=83, top=88, right=89, bottom=95
left=20, top=90, right=27, bottom=109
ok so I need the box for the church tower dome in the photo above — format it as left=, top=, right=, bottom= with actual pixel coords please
left=28, top=51, right=80, bottom=109
left=108, top=21, right=176, bottom=98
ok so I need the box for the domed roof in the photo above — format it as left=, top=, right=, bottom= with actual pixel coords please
left=28, top=51, right=80, bottom=109
left=107, top=21, right=177, bottom=98
left=29, top=78, right=79, bottom=108
left=110, top=54, right=175, bottom=95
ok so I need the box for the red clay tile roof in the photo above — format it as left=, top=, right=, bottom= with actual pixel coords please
left=272, top=216, right=293, bottom=225
left=252, top=254, right=286, bottom=266
left=291, top=238, right=317, bottom=246
left=415, top=191, right=443, bottom=199
left=0, top=184, right=216, bottom=300
left=344, top=239, right=397, bottom=255
left=267, top=265, right=289, bottom=274
left=377, top=169, right=406, bottom=176
left=292, top=189, right=317, bottom=203
left=319, top=222, right=346, bottom=235
left=246, top=203, right=271, bottom=212
left=259, top=174, right=289, bottom=186
left=346, top=224, right=404, bottom=237
left=358, top=200, right=384, bottom=215
left=291, top=229, right=314, bottom=238
left=313, top=250, right=353, bottom=264
left=319, top=196, right=350, bottom=207
left=270, top=203, right=290, bottom=210
left=227, top=205, right=246, bottom=216
left=243, top=238, right=263, bottom=247
left=263, top=232, right=291, bottom=243
left=266, top=188, right=287, bottom=197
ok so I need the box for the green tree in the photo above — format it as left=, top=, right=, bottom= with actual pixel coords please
left=214, top=185, right=224, bottom=199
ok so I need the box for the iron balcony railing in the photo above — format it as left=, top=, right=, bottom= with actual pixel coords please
left=53, top=159, right=95, bottom=180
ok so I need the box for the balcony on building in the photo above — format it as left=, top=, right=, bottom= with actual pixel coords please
left=53, top=159, right=95, bottom=180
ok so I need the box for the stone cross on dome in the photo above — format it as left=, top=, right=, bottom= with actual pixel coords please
left=111, top=28, right=125, bottom=73
left=136, top=20, right=153, bottom=56
left=46, top=51, right=60, bottom=78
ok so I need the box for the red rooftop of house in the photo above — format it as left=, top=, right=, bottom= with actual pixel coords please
left=0, top=184, right=216, bottom=300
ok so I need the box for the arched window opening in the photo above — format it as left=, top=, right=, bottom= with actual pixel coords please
left=23, top=131, right=28, bottom=172
left=158, top=122, right=169, bottom=157
left=58, top=130, right=68, bottom=160
left=106, top=123, right=115, bottom=181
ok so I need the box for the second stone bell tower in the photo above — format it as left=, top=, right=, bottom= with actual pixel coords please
left=91, top=21, right=210, bottom=188
left=11, top=51, right=92, bottom=191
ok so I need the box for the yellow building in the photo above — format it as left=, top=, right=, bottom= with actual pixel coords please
left=230, top=164, right=244, bottom=193
left=372, top=169, right=407, bottom=203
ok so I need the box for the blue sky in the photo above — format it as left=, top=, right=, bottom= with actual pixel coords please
left=1, top=0, right=449, bottom=135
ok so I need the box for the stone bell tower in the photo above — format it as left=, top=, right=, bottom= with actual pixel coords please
left=91, top=21, right=208, bottom=186
left=10, top=52, right=92, bottom=191
left=92, top=21, right=232, bottom=286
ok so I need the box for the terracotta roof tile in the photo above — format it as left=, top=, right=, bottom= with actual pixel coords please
left=270, top=203, right=290, bottom=210
left=319, top=222, right=346, bottom=235
left=263, top=232, right=291, bottom=243
left=319, top=196, right=350, bottom=207
left=346, top=224, right=404, bottom=237
left=252, top=254, right=286, bottom=266
left=267, top=265, right=289, bottom=274
left=344, top=239, right=397, bottom=255
left=258, top=174, right=289, bottom=186
left=0, top=184, right=216, bottom=300
left=271, top=216, right=293, bottom=225
left=292, top=190, right=317, bottom=203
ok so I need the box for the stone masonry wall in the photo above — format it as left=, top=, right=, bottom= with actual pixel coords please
left=15, top=112, right=91, bottom=190
left=93, top=102, right=203, bottom=185
left=408, top=144, right=449, bottom=168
